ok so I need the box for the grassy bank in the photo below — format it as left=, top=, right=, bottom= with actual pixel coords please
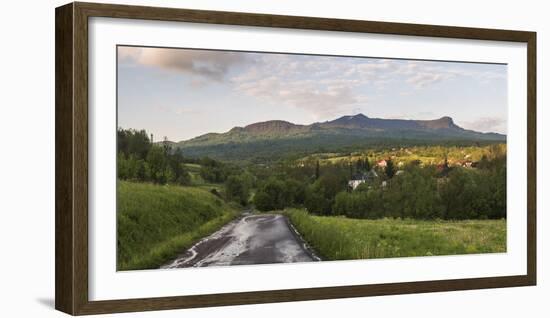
left=285, top=209, right=506, bottom=260
left=117, top=181, right=239, bottom=270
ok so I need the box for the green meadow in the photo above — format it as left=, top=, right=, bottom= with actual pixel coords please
left=285, top=209, right=506, bottom=260
left=117, top=181, right=239, bottom=270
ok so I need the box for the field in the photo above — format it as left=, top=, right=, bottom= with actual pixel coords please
left=300, top=144, right=506, bottom=168
left=285, top=209, right=506, bottom=260
left=117, top=181, right=239, bottom=270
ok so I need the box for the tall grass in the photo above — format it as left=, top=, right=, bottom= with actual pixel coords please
left=285, top=209, right=505, bottom=260
left=117, top=181, right=239, bottom=270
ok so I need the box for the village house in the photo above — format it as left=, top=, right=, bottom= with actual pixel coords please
left=455, top=160, right=476, bottom=168
left=377, top=159, right=387, bottom=168
left=348, top=179, right=365, bottom=190
left=348, top=169, right=379, bottom=190
left=462, top=160, right=474, bottom=168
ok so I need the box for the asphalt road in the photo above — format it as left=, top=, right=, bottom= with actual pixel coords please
left=161, top=214, right=320, bottom=268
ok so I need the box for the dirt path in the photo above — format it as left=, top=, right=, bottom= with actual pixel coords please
left=161, top=213, right=320, bottom=268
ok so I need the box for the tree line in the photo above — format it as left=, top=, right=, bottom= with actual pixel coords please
left=333, top=162, right=505, bottom=220
left=117, top=129, right=192, bottom=185
left=252, top=153, right=506, bottom=220
left=117, top=128, right=256, bottom=205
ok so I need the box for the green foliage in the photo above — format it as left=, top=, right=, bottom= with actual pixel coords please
left=225, top=173, right=253, bottom=205
left=315, top=160, right=320, bottom=180
left=145, top=146, right=171, bottom=184
left=334, top=189, right=383, bottom=219
left=198, top=157, right=240, bottom=183
left=333, top=160, right=505, bottom=220
left=385, top=159, right=396, bottom=179
left=254, top=178, right=286, bottom=211
left=118, top=128, right=253, bottom=206
left=253, top=191, right=273, bottom=211
left=118, top=128, right=151, bottom=159
left=285, top=209, right=506, bottom=260
left=117, top=181, right=239, bottom=270
left=117, top=153, right=146, bottom=181
left=167, top=154, right=193, bottom=186
left=250, top=147, right=506, bottom=221
left=304, top=186, right=331, bottom=215
left=355, top=156, right=370, bottom=173
left=254, top=177, right=307, bottom=211
left=285, top=178, right=307, bottom=205
left=304, top=171, right=347, bottom=215
left=117, top=128, right=193, bottom=186
left=440, top=165, right=506, bottom=219
left=387, top=166, right=441, bottom=219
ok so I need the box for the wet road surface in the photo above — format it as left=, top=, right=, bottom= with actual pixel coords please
left=161, top=214, right=320, bottom=268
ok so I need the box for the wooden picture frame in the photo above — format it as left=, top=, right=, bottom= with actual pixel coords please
left=55, top=2, right=536, bottom=315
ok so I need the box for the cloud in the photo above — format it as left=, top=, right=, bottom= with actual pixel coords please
left=231, top=55, right=371, bottom=118
left=155, top=105, right=201, bottom=116
left=406, top=72, right=449, bottom=88
left=118, top=46, right=246, bottom=80
left=229, top=55, right=506, bottom=119
left=395, top=61, right=506, bottom=88
left=461, top=117, right=507, bottom=134
left=396, top=62, right=458, bottom=88
left=120, top=47, right=507, bottom=121
left=389, top=111, right=437, bottom=120
left=234, top=76, right=364, bottom=119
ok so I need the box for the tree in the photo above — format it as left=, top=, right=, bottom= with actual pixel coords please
left=304, top=171, right=348, bottom=215
left=117, top=128, right=198, bottom=185
left=145, top=146, right=169, bottom=184
left=253, top=178, right=286, bottom=211
left=253, top=191, right=273, bottom=211
left=385, top=159, right=396, bottom=179
left=199, top=157, right=228, bottom=183
left=225, top=175, right=250, bottom=206
left=163, top=151, right=191, bottom=185
left=349, top=156, right=353, bottom=179
left=119, top=154, right=146, bottom=181
left=117, top=153, right=130, bottom=179
left=364, top=156, right=371, bottom=172
left=315, top=160, right=320, bottom=180
left=439, top=168, right=479, bottom=219
left=162, top=136, right=171, bottom=154
left=489, top=164, right=506, bottom=219
left=355, top=156, right=370, bottom=173
left=284, top=179, right=306, bottom=205
left=381, top=166, right=441, bottom=219
left=117, top=128, right=151, bottom=159
left=304, top=186, right=330, bottom=215
left=173, top=163, right=192, bottom=185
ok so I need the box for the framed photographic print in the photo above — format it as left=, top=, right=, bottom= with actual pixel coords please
left=55, top=2, right=536, bottom=315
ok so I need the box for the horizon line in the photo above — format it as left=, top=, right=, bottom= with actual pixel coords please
left=118, top=112, right=507, bottom=143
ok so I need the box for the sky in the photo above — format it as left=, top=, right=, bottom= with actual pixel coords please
left=118, top=46, right=508, bottom=142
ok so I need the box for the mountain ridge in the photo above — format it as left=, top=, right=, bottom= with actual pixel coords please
left=172, top=113, right=506, bottom=161
left=182, top=113, right=502, bottom=143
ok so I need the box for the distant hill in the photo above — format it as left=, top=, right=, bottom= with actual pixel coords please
left=173, top=114, right=506, bottom=161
